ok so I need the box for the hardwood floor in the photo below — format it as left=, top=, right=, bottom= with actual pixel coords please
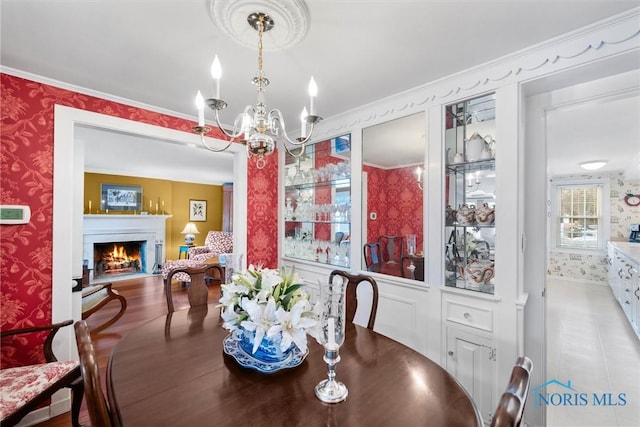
left=36, top=274, right=221, bottom=427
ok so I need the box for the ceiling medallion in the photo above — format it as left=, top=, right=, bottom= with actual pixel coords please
left=209, top=0, right=310, bottom=51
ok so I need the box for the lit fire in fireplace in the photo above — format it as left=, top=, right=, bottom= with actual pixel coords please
left=108, top=244, right=133, bottom=262
left=95, top=243, right=142, bottom=277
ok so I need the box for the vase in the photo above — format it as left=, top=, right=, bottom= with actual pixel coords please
left=238, top=329, right=293, bottom=363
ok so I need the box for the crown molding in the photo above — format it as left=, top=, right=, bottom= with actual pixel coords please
left=315, top=7, right=640, bottom=139
left=0, top=66, right=196, bottom=123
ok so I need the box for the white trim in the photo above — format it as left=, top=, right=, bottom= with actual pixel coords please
left=52, top=105, right=248, bottom=418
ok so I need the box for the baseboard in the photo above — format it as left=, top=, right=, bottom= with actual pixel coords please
left=16, top=390, right=71, bottom=427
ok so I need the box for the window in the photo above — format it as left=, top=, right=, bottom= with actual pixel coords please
left=551, top=180, right=608, bottom=251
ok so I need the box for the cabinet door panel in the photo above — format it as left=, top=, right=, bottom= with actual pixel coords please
left=446, top=327, right=494, bottom=424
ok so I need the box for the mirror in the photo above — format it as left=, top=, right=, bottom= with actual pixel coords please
left=283, top=134, right=351, bottom=267
left=361, top=113, right=426, bottom=281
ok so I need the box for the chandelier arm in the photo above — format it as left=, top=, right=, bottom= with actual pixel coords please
left=211, top=108, right=245, bottom=140
left=268, top=109, right=312, bottom=146
left=283, top=142, right=307, bottom=158
left=198, top=132, right=234, bottom=152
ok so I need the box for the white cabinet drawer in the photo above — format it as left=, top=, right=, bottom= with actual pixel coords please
left=445, top=300, right=493, bottom=332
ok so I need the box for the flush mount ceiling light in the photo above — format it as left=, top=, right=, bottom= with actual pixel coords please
left=579, top=161, right=607, bottom=170
left=193, top=5, right=320, bottom=169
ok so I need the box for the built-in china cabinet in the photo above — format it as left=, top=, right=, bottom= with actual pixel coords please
left=279, top=10, right=639, bottom=427
left=283, top=135, right=351, bottom=269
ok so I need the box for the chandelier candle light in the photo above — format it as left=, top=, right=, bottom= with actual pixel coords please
left=193, top=12, right=322, bottom=169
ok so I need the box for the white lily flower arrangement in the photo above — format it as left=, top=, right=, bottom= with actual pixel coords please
left=219, top=265, right=319, bottom=355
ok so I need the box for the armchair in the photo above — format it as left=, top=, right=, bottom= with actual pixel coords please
left=0, top=320, right=82, bottom=427
left=162, top=231, right=233, bottom=284
left=188, top=231, right=233, bottom=259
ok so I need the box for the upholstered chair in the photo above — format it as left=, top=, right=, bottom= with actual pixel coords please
left=1, top=320, right=83, bottom=427
left=188, top=231, right=233, bottom=259
left=162, top=231, right=233, bottom=283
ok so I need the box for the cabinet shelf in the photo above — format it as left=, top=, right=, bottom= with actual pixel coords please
left=283, top=134, right=352, bottom=269
left=285, top=220, right=350, bottom=225
left=444, top=93, right=496, bottom=295
left=446, top=223, right=495, bottom=229
left=446, top=159, right=495, bottom=174
left=285, top=177, right=350, bottom=191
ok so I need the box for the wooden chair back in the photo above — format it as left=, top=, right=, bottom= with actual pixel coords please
left=377, top=235, right=404, bottom=263
left=491, top=356, right=533, bottom=427
left=329, top=270, right=379, bottom=329
left=74, top=320, right=120, bottom=427
left=165, top=264, right=224, bottom=312
left=491, top=392, right=521, bottom=427
left=363, top=242, right=382, bottom=268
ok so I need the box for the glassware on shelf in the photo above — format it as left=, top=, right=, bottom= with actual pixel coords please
left=315, top=275, right=348, bottom=403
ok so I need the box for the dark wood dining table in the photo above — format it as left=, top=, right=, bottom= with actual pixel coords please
left=107, top=304, right=482, bottom=426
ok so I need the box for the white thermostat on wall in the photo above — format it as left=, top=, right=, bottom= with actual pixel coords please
left=0, top=205, right=31, bottom=225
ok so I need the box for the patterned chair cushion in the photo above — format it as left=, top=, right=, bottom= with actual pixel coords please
left=0, top=360, right=79, bottom=421
left=162, top=258, right=206, bottom=282
left=188, top=231, right=233, bottom=258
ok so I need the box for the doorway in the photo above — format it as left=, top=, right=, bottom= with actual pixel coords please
left=51, top=106, right=248, bottom=363
left=523, top=62, right=640, bottom=426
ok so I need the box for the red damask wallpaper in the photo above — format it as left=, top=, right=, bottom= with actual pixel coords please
left=363, top=164, right=424, bottom=254
left=0, top=73, right=277, bottom=367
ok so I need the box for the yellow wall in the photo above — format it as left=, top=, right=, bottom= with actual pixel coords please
left=84, top=173, right=223, bottom=259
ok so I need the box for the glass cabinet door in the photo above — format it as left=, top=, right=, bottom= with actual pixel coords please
left=283, top=134, right=351, bottom=268
left=444, top=93, right=496, bottom=294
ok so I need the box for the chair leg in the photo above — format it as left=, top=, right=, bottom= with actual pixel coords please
left=70, top=376, right=84, bottom=427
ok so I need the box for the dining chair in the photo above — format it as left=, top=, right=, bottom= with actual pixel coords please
left=0, top=320, right=83, bottom=427
left=82, top=282, right=127, bottom=333
left=165, top=264, right=225, bottom=312
left=329, top=270, right=379, bottom=329
left=377, top=235, right=404, bottom=263
left=491, top=356, right=533, bottom=427
left=363, top=242, right=382, bottom=269
left=74, top=320, right=121, bottom=427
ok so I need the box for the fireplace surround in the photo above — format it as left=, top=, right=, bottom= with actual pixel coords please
left=83, top=215, right=171, bottom=284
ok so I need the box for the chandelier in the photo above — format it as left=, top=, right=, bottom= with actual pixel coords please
left=193, top=12, right=322, bottom=169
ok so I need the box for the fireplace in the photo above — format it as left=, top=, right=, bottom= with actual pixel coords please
left=83, top=214, right=170, bottom=284
left=93, top=241, right=145, bottom=279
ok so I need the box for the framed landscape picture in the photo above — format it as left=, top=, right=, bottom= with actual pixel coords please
left=101, top=184, right=142, bottom=211
left=189, top=199, right=207, bottom=221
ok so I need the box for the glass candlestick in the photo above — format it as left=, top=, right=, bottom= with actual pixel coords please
left=315, top=276, right=348, bottom=403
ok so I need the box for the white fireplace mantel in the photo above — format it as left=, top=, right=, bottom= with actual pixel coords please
left=83, top=214, right=172, bottom=283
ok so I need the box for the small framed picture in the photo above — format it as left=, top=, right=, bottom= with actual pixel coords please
left=189, top=199, right=207, bottom=221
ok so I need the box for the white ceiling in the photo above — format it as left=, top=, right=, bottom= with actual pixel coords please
left=547, top=90, right=640, bottom=177
left=2, top=0, right=638, bottom=180
left=76, top=125, right=235, bottom=185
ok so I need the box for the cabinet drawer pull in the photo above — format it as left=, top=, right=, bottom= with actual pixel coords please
left=464, top=312, right=471, bottom=320
left=448, top=351, right=454, bottom=356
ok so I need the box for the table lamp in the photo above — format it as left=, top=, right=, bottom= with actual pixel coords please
left=181, top=222, right=200, bottom=245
